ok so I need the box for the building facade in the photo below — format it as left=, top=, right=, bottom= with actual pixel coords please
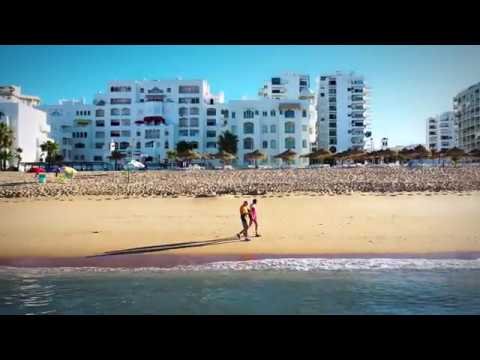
left=315, top=71, right=371, bottom=153
left=43, top=75, right=317, bottom=168
left=43, top=79, right=226, bottom=163
left=453, top=82, right=480, bottom=152
left=0, top=85, right=50, bottom=165
left=425, top=111, right=457, bottom=152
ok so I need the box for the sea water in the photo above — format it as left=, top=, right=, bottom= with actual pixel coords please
left=1, top=258, right=480, bottom=315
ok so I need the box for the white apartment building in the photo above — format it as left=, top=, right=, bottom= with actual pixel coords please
left=41, top=99, right=95, bottom=162
left=0, top=85, right=50, bottom=165
left=44, top=79, right=226, bottom=164
left=226, top=73, right=317, bottom=167
left=453, top=81, right=480, bottom=152
left=425, top=111, right=457, bottom=152
left=315, top=71, right=371, bottom=153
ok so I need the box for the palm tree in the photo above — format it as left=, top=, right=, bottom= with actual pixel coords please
left=0, top=122, right=15, bottom=171
left=217, top=130, right=238, bottom=155
left=40, top=140, right=60, bottom=168
left=109, top=150, right=126, bottom=170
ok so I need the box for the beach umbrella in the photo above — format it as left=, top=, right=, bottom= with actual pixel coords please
left=63, top=166, right=77, bottom=178
left=468, top=149, right=480, bottom=158
left=300, top=148, right=332, bottom=161
left=245, top=149, right=266, bottom=168
left=274, top=149, right=297, bottom=166
left=124, top=159, right=145, bottom=170
left=446, top=147, right=466, bottom=166
left=178, top=149, right=201, bottom=161
left=213, top=150, right=236, bottom=165
left=31, top=166, right=45, bottom=174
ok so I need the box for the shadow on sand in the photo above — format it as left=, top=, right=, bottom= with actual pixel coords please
left=88, top=237, right=243, bottom=258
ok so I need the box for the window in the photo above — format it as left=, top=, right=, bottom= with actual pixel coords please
left=285, top=137, right=295, bottom=149
left=270, top=110, right=276, bottom=116
left=285, top=110, right=295, bottom=118
left=302, top=125, right=308, bottom=132
left=320, top=93, right=325, bottom=97
left=329, top=106, right=336, bottom=111
left=94, top=156, right=103, bottom=161
left=111, top=108, right=120, bottom=116
left=119, top=142, right=129, bottom=150
left=271, top=77, right=281, bottom=85
left=145, top=129, right=161, bottom=139
left=329, top=130, right=337, bottom=136
left=302, top=110, right=307, bottom=118
left=270, top=124, right=276, bottom=133
left=243, top=122, right=254, bottom=134
left=111, top=120, right=120, bottom=126
left=207, top=108, right=216, bottom=116
left=329, top=114, right=337, bottom=120
left=190, top=142, right=199, bottom=149
left=136, top=142, right=141, bottom=149
left=285, top=122, right=295, bottom=134
left=210, top=99, right=214, bottom=105
left=221, top=109, right=229, bottom=118
left=179, top=130, right=189, bottom=136
left=244, top=110, right=254, bottom=119
left=121, top=131, right=130, bottom=137
left=164, top=141, right=169, bottom=149
left=262, top=140, right=268, bottom=149
left=96, top=120, right=104, bottom=127
left=110, top=86, right=132, bottom=92
left=165, top=130, right=169, bottom=136
left=329, top=122, right=337, bottom=128
left=110, top=98, right=131, bottom=105
left=231, top=125, right=237, bottom=134
left=272, top=89, right=281, bottom=94
left=179, top=118, right=188, bottom=128
left=95, top=100, right=106, bottom=106
left=207, top=119, right=216, bottom=126
left=179, top=107, right=188, bottom=116
left=207, top=130, right=216, bottom=138
left=179, top=97, right=200, bottom=104
left=145, top=141, right=154, bottom=148
left=111, top=131, right=120, bottom=137
left=262, top=125, right=268, bottom=134
left=329, top=89, right=336, bottom=95
left=329, top=80, right=336, bottom=86
left=232, top=111, right=236, bottom=119
left=136, top=131, right=141, bottom=137
left=190, top=118, right=199, bottom=127
left=190, top=107, right=199, bottom=115
left=121, top=108, right=130, bottom=116
left=75, top=143, right=85, bottom=149
left=95, top=132, right=105, bottom=139
left=190, top=129, right=199, bottom=137
left=121, top=119, right=131, bottom=126
left=270, top=139, right=277, bottom=149
left=96, top=109, right=105, bottom=117
left=167, top=88, right=171, bottom=93
left=179, top=85, right=200, bottom=94
left=207, top=142, right=217, bottom=148
left=243, top=137, right=254, bottom=150
left=329, top=138, right=337, bottom=145
left=262, top=111, right=268, bottom=117
left=302, top=140, right=307, bottom=148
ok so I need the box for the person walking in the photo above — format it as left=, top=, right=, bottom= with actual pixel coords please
left=236, top=200, right=251, bottom=241
left=248, top=199, right=261, bottom=237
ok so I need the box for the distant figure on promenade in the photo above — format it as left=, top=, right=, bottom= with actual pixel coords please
left=249, top=199, right=261, bottom=237
left=236, top=200, right=251, bottom=241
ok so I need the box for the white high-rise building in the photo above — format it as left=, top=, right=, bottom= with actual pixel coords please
left=453, top=81, right=480, bottom=152
left=0, top=85, right=50, bottom=166
left=315, top=72, right=371, bottom=153
left=425, top=111, right=457, bottom=152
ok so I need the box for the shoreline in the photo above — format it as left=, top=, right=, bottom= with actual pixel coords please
left=2, top=251, right=480, bottom=269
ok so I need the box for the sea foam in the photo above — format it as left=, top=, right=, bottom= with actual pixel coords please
left=2, top=257, right=480, bottom=275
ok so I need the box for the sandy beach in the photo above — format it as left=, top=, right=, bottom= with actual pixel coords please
left=1, top=192, right=480, bottom=266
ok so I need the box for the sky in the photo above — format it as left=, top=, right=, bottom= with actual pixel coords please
left=1, top=45, right=479, bottom=148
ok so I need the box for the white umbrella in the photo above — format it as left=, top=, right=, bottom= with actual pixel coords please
left=124, top=160, right=145, bottom=170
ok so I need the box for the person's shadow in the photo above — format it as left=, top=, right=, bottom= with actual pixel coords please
left=87, top=237, right=243, bottom=258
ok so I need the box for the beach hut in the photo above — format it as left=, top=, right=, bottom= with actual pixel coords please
left=245, top=149, right=266, bottom=168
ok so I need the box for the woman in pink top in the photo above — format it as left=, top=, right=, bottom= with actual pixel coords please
left=248, top=199, right=261, bottom=237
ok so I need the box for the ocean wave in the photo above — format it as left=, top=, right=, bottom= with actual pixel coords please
left=2, top=258, right=480, bottom=275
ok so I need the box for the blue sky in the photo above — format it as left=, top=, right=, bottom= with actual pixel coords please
left=1, top=45, right=479, bottom=147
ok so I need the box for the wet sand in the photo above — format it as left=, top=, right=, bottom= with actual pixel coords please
left=1, top=193, right=479, bottom=267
